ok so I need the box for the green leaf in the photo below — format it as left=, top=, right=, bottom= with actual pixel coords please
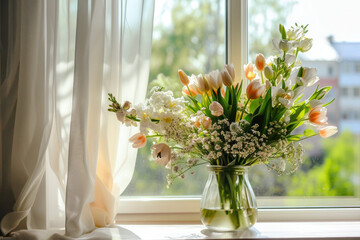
left=262, top=101, right=272, bottom=133
left=257, top=88, right=272, bottom=116
left=249, top=98, right=261, bottom=114
left=224, top=86, right=231, bottom=104
left=303, top=129, right=316, bottom=137
left=229, top=88, right=238, bottom=122
left=297, top=67, right=304, bottom=77
left=287, top=134, right=302, bottom=141
left=244, top=113, right=253, bottom=123
left=308, top=86, right=332, bottom=101
left=273, top=108, right=287, bottom=121
left=279, top=24, right=287, bottom=39
left=322, top=97, right=335, bottom=107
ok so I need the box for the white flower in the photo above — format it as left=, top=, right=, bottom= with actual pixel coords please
left=151, top=143, right=171, bottom=167
left=272, top=39, right=281, bottom=54
left=299, top=38, right=313, bottom=52
left=309, top=99, right=322, bottom=108
left=287, top=27, right=302, bottom=40
left=296, top=67, right=319, bottom=87
left=279, top=40, right=291, bottom=52
left=116, top=109, right=127, bottom=123
left=285, top=54, right=296, bottom=66
left=284, top=110, right=291, bottom=123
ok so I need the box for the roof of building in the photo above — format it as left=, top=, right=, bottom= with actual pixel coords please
left=331, top=42, right=360, bottom=61
left=300, top=38, right=339, bottom=62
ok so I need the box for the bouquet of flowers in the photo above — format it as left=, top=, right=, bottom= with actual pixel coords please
left=109, top=23, right=338, bottom=230
left=108, top=23, right=337, bottom=186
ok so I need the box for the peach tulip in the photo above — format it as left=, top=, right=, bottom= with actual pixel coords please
left=221, top=69, right=233, bottom=87
left=224, top=64, right=235, bottom=80
left=255, top=53, right=266, bottom=71
left=151, top=143, right=171, bottom=166
left=319, top=126, right=338, bottom=138
left=178, top=69, right=190, bottom=86
left=129, top=133, right=147, bottom=148
left=206, top=70, right=223, bottom=91
left=182, top=85, right=198, bottom=96
left=209, top=101, right=224, bottom=117
left=187, top=76, right=202, bottom=95
left=195, top=74, right=210, bottom=94
left=244, top=62, right=256, bottom=81
left=246, top=79, right=266, bottom=99
left=309, top=105, right=328, bottom=126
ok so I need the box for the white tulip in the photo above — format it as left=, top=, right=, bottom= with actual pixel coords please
left=151, top=143, right=171, bottom=167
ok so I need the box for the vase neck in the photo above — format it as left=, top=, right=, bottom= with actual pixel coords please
left=207, top=165, right=249, bottom=174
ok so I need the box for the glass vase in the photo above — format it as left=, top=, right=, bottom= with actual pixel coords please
left=200, top=165, right=257, bottom=231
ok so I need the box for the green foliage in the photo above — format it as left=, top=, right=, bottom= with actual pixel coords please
left=287, top=132, right=359, bottom=196
left=248, top=0, right=296, bottom=57
left=148, top=0, right=225, bottom=97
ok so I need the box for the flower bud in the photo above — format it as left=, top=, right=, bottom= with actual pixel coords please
left=264, top=66, right=274, bottom=79
left=123, top=101, right=131, bottom=110
left=178, top=69, right=190, bottom=86
left=276, top=74, right=283, bottom=85
left=319, top=126, right=338, bottom=138
left=209, top=101, right=224, bottom=117
left=299, top=38, right=313, bottom=52
left=246, top=79, right=266, bottom=100
left=129, top=133, right=147, bottom=148
left=265, top=80, right=272, bottom=90
left=255, top=53, right=266, bottom=71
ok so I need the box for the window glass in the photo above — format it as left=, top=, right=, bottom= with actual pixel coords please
left=354, top=87, right=360, bottom=97
left=123, top=0, right=225, bottom=196
left=248, top=0, right=360, bottom=206
left=123, top=0, right=360, bottom=206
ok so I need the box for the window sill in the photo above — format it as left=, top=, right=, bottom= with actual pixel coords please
left=115, top=222, right=360, bottom=239
left=117, top=198, right=360, bottom=223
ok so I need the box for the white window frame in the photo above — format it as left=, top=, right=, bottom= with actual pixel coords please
left=117, top=0, right=360, bottom=224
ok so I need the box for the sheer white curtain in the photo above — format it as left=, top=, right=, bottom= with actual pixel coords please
left=0, top=0, right=154, bottom=238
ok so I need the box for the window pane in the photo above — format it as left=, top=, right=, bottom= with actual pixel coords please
left=122, top=0, right=225, bottom=196
left=248, top=0, right=360, bottom=206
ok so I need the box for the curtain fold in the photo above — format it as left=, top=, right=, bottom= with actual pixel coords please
left=0, top=0, right=154, bottom=238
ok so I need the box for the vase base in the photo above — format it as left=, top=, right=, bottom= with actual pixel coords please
left=200, top=208, right=257, bottom=231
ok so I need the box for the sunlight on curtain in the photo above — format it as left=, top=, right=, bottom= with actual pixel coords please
left=0, top=0, right=154, bottom=238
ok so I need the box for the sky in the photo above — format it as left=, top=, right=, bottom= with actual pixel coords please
left=287, top=0, right=360, bottom=42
